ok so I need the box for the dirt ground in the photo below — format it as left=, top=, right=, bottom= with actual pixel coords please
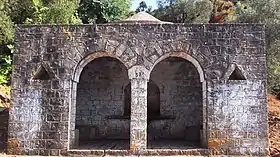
left=268, top=95, right=280, bottom=157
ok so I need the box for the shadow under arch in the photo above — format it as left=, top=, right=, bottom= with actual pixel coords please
left=151, top=52, right=205, bottom=83
left=72, top=52, right=129, bottom=83
left=68, top=52, right=130, bottom=150
left=148, top=52, right=208, bottom=149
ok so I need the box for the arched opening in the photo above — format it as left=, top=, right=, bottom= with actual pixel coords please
left=74, top=57, right=130, bottom=150
left=148, top=57, right=203, bottom=149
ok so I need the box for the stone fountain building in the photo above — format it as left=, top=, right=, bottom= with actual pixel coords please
left=8, top=12, right=268, bottom=156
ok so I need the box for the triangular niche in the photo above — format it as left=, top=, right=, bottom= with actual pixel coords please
left=33, top=65, right=51, bottom=80
left=228, top=66, right=246, bottom=80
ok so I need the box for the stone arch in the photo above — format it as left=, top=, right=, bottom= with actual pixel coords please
left=148, top=52, right=208, bottom=148
left=150, top=52, right=205, bottom=82
left=85, top=38, right=138, bottom=69
left=72, top=52, right=129, bottom=83
left=68, top=52, right=130, bottom=149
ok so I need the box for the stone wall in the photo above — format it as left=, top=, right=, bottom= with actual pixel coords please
left=208, top=80, right=268, bottom=155
left=0, top=109, right=9, bottom=152
left=148, top=57, right=202, bottom=142
left=76, top=57, right=130, bottom=140
left=8, top=23, right=268, bottom=156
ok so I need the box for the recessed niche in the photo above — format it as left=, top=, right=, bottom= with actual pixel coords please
left=33, top=65, right=51, bottom=80
left=228, top=67, right=246, bottom=80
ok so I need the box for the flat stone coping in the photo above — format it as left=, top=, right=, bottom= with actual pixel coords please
left=106, top=115, right=176, bottom=120
left=67, top=149, right=209, bottom=156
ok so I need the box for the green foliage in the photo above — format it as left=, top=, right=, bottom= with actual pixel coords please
left=0, top=12, right=14, bottom=45
left=78, top=0, right=132, bottom=24
left=153, top=0, right=213, bottom=23
left=0, top=0, right=14, bottom=84
left=25, top=0, right=81, bottom=24
left=6, top=0, right=35, bottom=24
left=192, top=0, right=213, bottom=23
left=0, top=0, right=14, bottom=44
left=265, top=24, right=280, bottom=97
left=268, top=39, right=280, bottom=95
left=136, top=1, right=152, bottom=13
left=0, top=0, right=82, bottom=85
left=0, top=50, right=12, bottom=84
left=235, top=0, right=280, bottom=24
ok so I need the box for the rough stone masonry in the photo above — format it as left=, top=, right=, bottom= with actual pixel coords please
left=8, top=12, right=268, bottom=156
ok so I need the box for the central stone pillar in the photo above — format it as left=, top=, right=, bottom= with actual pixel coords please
left=128, top=66, right=150, bottom=151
